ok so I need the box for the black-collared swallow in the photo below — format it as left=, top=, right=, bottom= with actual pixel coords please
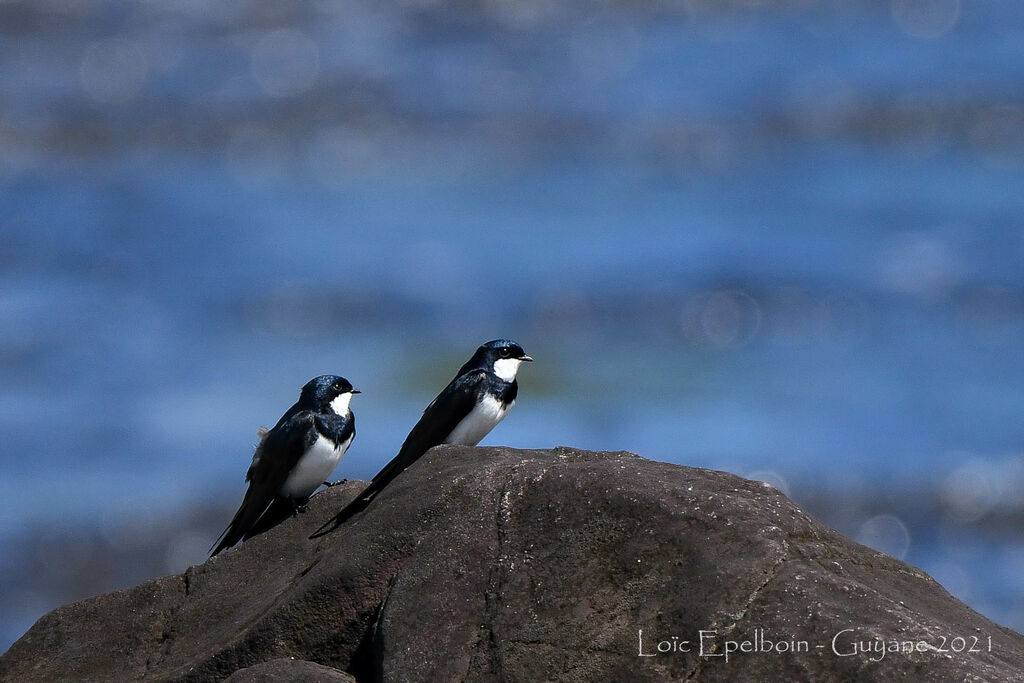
left=314, top=339, right=531, bottom=535
left=211, top=375, right=359, bottom=556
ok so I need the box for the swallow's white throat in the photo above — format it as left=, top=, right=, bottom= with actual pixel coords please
left=330, top=391, right=354, bottom=415
left=492, top=357, right=522, bottom=382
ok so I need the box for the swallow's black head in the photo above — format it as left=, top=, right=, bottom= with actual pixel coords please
left=300, top=375, right=360, bottom=405
left=479, top=339, right=532, bottom=362
left=459, top=339, right=533, bottom=380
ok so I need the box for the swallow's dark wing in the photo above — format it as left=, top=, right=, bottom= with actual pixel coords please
left=311, top=371, right=482, bottom=536
left=210, top=411, right=316, bottom=556
left=380, top=371, right=484, bottom=487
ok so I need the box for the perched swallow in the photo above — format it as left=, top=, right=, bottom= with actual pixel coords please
left=314, top=339, right=530, bottom=534
left=211, top=375, right=359, bottom=556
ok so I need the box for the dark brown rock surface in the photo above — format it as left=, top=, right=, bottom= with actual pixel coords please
left=223, top=658, right=355, bottom=682
left=2, top=446, right=1022, bottom=681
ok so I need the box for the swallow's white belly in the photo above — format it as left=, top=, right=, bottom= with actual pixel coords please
left=280, top=433, right=352, bottom=499
left=445, top=394, right=512, bottom=447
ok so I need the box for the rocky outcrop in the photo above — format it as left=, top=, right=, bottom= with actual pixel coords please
left=224, top=658, right=355, bottom=682
left=2, top=446, right=1022, bottom=681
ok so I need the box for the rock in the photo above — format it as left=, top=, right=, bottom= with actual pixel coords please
left=223, top=658, right=354, bottom=682
left=2, top=446, right=1023, bottom=681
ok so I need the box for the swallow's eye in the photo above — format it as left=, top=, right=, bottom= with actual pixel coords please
left=499, top=347, right=511, bottom=358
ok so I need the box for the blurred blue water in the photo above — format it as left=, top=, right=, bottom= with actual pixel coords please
left=2, top=0, right=1024, bottom=652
